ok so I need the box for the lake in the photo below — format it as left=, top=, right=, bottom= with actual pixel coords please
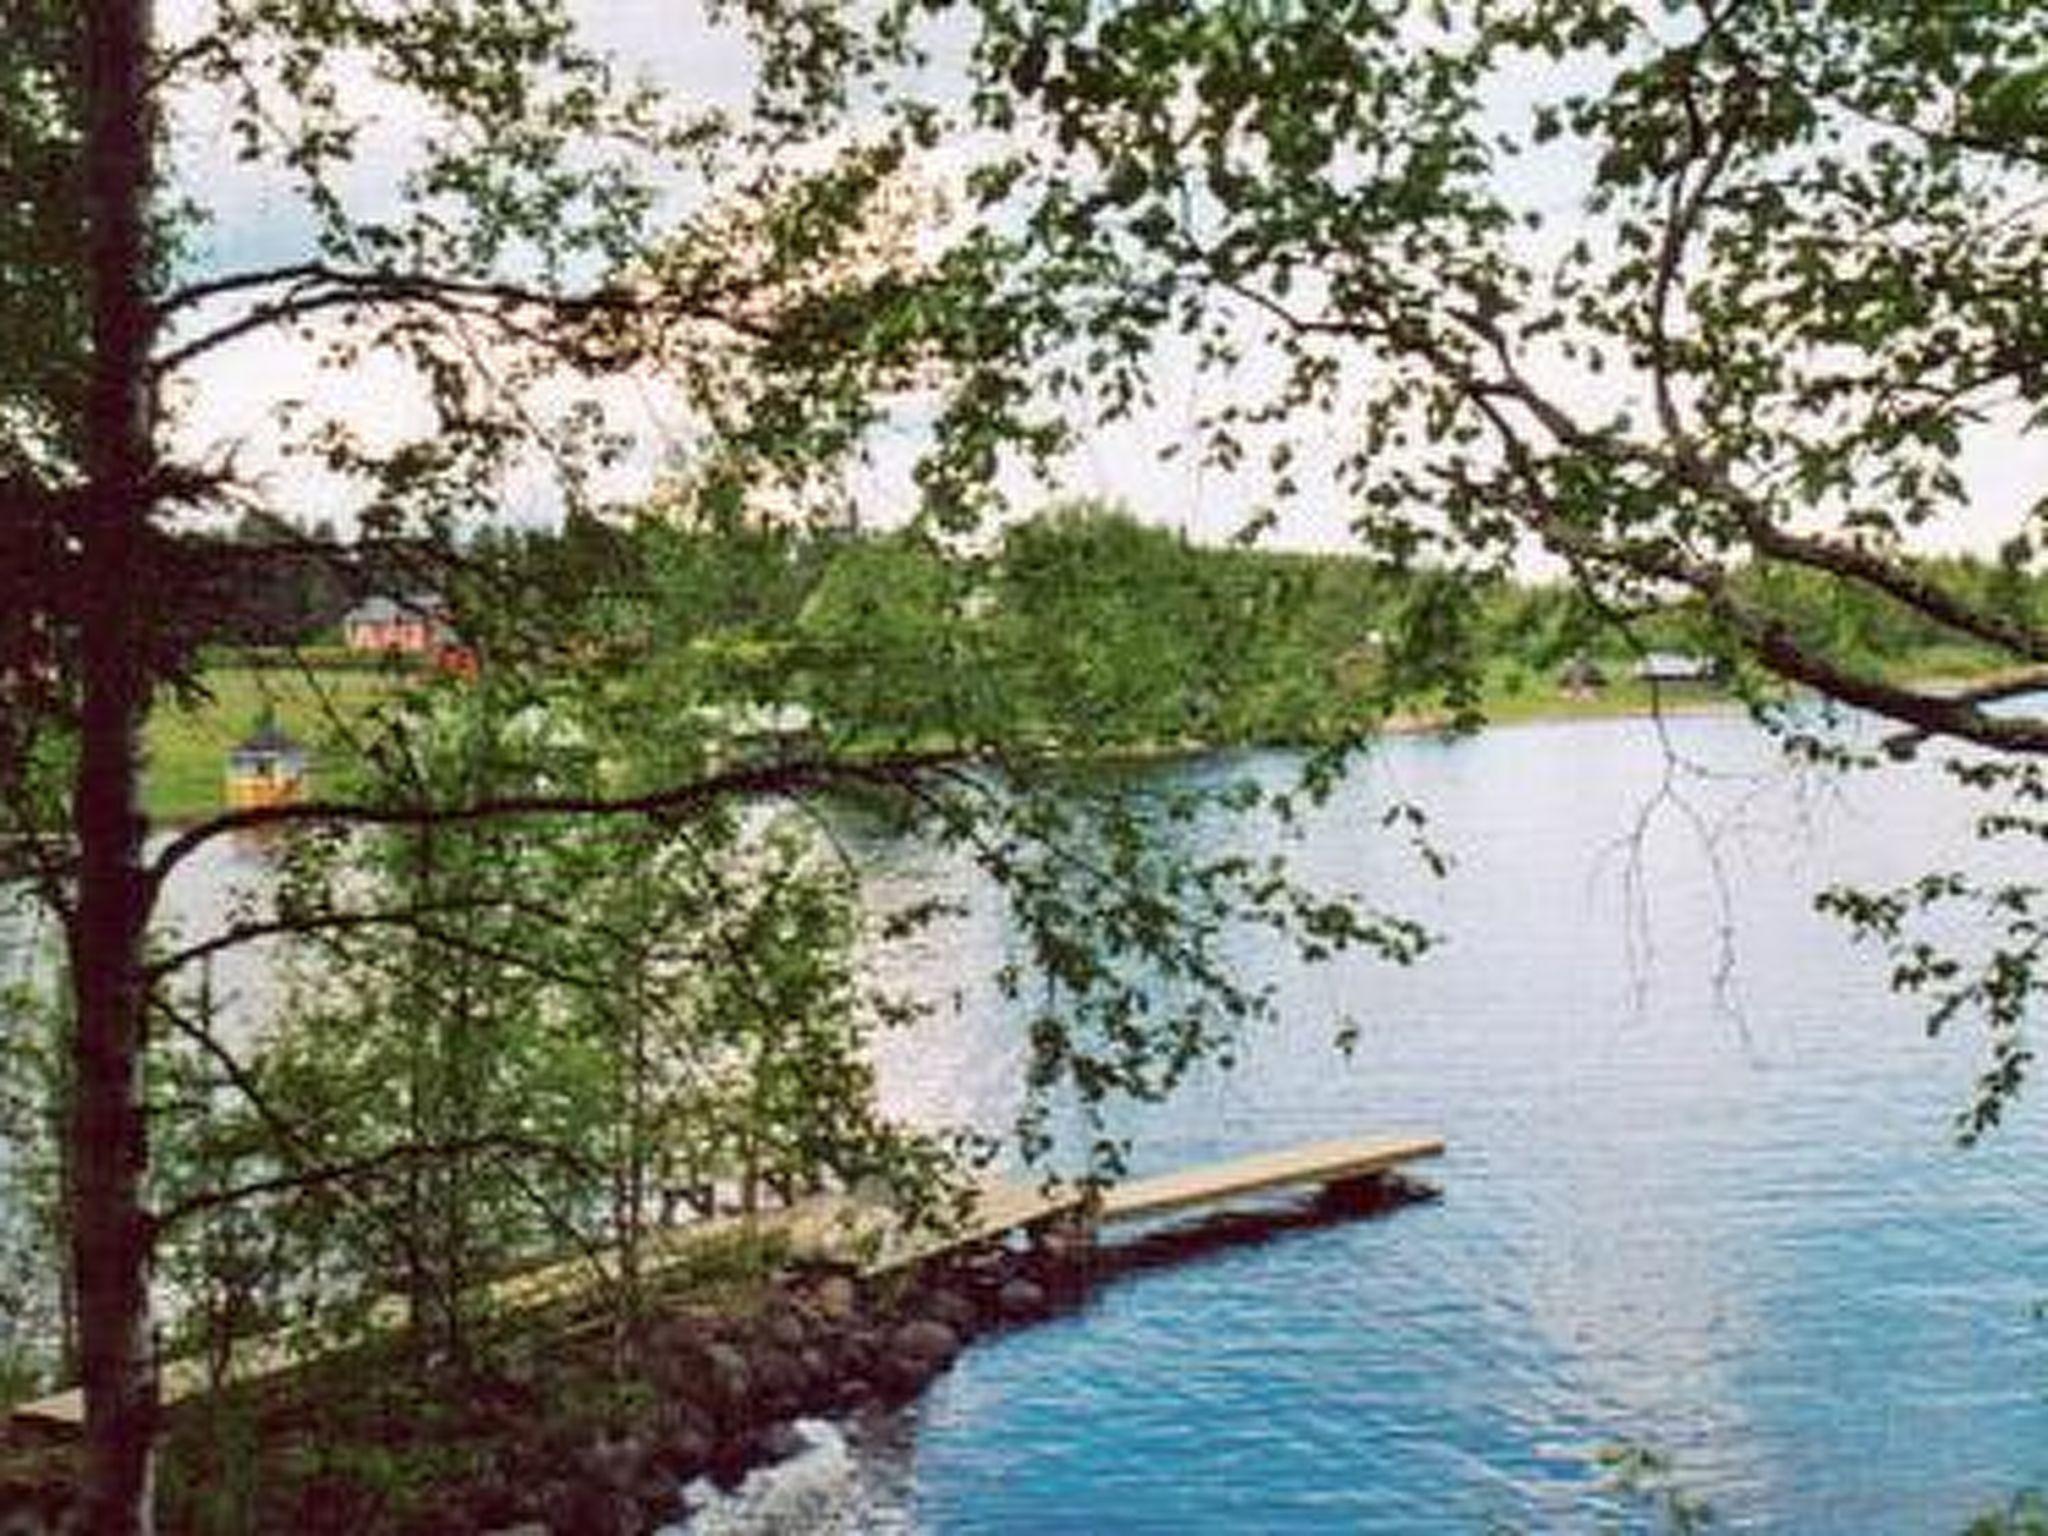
left=16, top=706, right=2048, bottom=1532
left=695, top=707, right=2048, bottom=1533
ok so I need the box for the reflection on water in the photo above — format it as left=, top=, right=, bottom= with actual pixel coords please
left=152, top=832, right=294, bottom=1043
left=736, top=710, right=2048, bottom=1533
left=14, top=711, right=2048, bottom=1531
left=861, top=843, right=1026, bottom=1138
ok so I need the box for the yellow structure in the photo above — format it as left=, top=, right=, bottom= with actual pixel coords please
left=223, top=719, right=308, bottom=809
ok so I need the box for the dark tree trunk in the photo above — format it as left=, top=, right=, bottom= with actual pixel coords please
left=72, top=1, right=160, bottom=1531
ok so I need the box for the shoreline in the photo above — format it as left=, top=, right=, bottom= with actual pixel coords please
left=140, top=655, right=2039, bottom=828
left=138, top=687, right=1755, bottom=831
left=0, top=1176, right=1434, bottom=1534
left=0, top=1229, right=1087, bottom=1534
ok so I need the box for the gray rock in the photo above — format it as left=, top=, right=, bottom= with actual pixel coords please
left=760, top=1420, right=809, bottom=1463
left=836, top=1375, right=874, bottom=1409
left=812, top=1274, right=859, bottom=1321
left=653, top=1417, right=712, bottom=1480
left=749, top=1344, right=808, bottom=1414
left=647, top=1313, right=706, bottom=1356
left=838, top=1328, right=881, bottom=1375
left=763, top=1308, right=809, bottom=1351
left=564, top=1488, right=638, bottom=1536
left=960, top=1248, right=1011, bottom=1283
left=702, top=1340, right=752, bottom=1411
left=879, top=1352, right=934, bottom=1396
left=578, top=1432, right=648, bottom=1489
left=919, top=1287, right=978, bottom=1334
left=890, top=1317, right=961, bottom=1367
left=633, top=1466, right=685, bottom=1526
left=998, top=1277, right=1049, bottom=1320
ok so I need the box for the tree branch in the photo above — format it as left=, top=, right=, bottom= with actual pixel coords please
left=155, top=261, right=331, bottom=317
left=1459, top=376, right=2048, bottom=755
left=147, top=900, right=498, bottom=982
left=152, top=262, right=772, bottom=377
left=154, top=1132, right=594, bottom=1232
left=144, top=749, right=972, bottom=889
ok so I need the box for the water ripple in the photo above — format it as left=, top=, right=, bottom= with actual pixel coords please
left=717, top=717, right=2048, bottom=1533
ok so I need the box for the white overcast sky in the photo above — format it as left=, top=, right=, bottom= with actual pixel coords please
left=155, top=1, right=2045, bottom=558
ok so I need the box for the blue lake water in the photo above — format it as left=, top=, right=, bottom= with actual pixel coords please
left=708, top=708, right=2048, bottom=1533
left=17, top=707, right=2045, bottom=1531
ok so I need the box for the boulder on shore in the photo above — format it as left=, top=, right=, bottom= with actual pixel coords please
left=890, top=1318, right=961, bottom=1368
left=998, top=1276, right=1049, bottom=1320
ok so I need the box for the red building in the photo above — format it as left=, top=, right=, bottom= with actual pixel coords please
left=341, top=595, right=449, bottom=654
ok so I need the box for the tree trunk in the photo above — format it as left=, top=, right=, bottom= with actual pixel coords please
left=72, top=2, right=160, bottom=1532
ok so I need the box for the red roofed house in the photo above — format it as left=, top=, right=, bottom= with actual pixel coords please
left=342, top=594, right=451, bottom=655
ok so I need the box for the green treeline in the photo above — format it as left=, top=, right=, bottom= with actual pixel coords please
left=471, top=499, right=1494, bottom=751
left=473, top=501, right=2040, bottom=753
left=172, top=502, right=2042, bottom=824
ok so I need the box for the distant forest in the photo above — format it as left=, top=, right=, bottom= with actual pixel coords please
left=203, top=502, right=2043, bottom=746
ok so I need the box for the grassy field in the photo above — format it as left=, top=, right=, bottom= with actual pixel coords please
left=144, top=662, right=403, bottom=823
left=142, top=657, right=1733, bottom=823
left=143, top=644, right=2011, bottom=825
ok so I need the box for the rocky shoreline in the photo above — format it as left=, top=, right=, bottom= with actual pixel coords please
left=0, top=1173, right=1433, bottom=1534
left=528, top=1172, right=1433, bottom=1534
left=536, top=1237, right=1091, bottom=1535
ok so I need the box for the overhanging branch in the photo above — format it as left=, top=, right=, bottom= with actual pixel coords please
left=144, top=748, right=974, bottom=890
left=152, top=261, right=773, bottom=377
left=155, top=1131, right=597, bottom=1232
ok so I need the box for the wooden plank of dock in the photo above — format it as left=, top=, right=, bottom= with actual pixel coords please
left=858, top=1177, right=1088, bottom=1276
left=865, top=1132, right=1443, bottom=1275
left=14, top=1185, right=1009, bottom=1426
left=1099, top=1134, right=1445, bottom=1223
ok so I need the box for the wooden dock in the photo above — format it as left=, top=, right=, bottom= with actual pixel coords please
left=1100, top=1133, right=1444, bottom=1222
left=865, top=1132, right=1444, bottom=1274
left=12, top=1131, right=1442, bottom=1427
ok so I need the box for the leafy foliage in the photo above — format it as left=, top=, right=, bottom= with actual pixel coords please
left=14, top=0, right=2048, bottom=1524
left=142, top=673, right=966, bottom=1368
left=775, top=0, right=2048, bottom=1127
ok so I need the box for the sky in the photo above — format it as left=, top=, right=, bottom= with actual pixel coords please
left=153, top=0, right=2047, bottom=562
left=149, top=0, right=1442, bottom=551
